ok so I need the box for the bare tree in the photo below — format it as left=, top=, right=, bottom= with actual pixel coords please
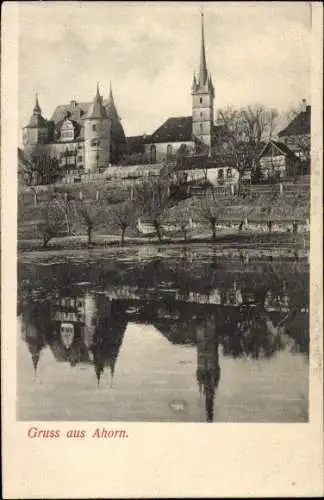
left=26, top=153, right=64, bottom=186
left=177, top=207, right=193, bottom=242
left=199, top=189, right=224, bottom=241
left=133, top=177, right=169, bottom=242
left=114, top=200, right=137, bottom=245
left=77, top=200, right=102, bottom=246
left=237, top=190, right=257, bottom=232
left=216, top=105, right=279, bottom=173
left=38, top=197, right=70, bottom=248
left=260, top=187, right=280, bottom=233
left=291, top=192, right=304, bottom=235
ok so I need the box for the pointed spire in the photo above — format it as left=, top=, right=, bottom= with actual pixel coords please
left=86, top=83, right=107, bottom=119
left=33, top=93, right=42, bottom=115
left=191, top=73, right=197, bottom=92
left=95, top=364, right=103, bottom=387
left=32, top=351, right=40, bottom=377
left=109, top=80, right=114, bottom=102
left=198, top=8, right=208, bottom=86
left=95, top=82, right=101, bottom=102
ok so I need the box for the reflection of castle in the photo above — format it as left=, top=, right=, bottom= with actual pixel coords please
left=21, top=321, right=47, bottom=376
left=22, top=292, right=126, bottom=384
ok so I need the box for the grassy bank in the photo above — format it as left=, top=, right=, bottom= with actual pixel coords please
left=18, top=230, right=309, bottom=253
left=18, top=179, right=310, bottom=243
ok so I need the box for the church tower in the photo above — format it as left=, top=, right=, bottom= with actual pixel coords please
left=84, top=83, right=111, bottom=172
left=191, top=11, right=215, bottom=154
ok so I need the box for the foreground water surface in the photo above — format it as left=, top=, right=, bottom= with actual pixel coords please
left=17, top=245, right=309, bottom=422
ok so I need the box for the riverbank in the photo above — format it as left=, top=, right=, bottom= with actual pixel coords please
left=18, top=231, right=309, bottom=253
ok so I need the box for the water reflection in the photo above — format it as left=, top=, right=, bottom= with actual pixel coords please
left=18, top=256, right=309, bottom=422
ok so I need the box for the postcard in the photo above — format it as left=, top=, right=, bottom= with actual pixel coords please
left=1, top=1, right=323, bottom=498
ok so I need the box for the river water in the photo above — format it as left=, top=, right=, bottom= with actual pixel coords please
left=17, top=244, right=309, bottom=422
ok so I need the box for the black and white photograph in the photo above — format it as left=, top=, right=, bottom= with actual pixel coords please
left=16, top=1, right=313, bottom=423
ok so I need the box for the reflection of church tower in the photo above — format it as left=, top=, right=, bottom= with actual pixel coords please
left=196, top=316, right=220, bottom=422
left=83, top=293, right=98, bottom=348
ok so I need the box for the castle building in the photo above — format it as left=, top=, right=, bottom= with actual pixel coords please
left=23, top=83, right=127, bottom=173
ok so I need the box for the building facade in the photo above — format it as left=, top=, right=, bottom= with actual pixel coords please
left=23, top=83, right=127, bottom=174
left=278, top=100, right=311, bottom=169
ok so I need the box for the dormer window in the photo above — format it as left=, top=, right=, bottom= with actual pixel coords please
left=60, top=119, right=75, bottom=142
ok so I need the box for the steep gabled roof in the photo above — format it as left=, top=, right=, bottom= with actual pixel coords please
left=278, top=106, right=311, bottom=137
left=259, top=140, right=299, bottom=160
left=150, top=116, right=193, bottom=144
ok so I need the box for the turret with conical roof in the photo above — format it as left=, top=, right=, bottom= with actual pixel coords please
left=84, top=83, right=111, bottom=172
left=105, top=82, right=127, bottom=163
left=192, top=10, right=215, bottom=153
left=23, top=94, right=49, bottom=147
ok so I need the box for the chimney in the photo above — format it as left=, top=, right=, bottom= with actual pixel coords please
left=301, top=98, right=307, bottom=112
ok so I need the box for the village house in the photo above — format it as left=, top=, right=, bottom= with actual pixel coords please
left=258, top=140, right=301, bottom=180
left=278, top=99, right=311, bottom=170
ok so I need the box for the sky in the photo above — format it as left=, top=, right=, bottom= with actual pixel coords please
left=18, top=1, right=311, bottom=143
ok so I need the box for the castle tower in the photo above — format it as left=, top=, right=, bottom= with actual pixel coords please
left=191, top=11, right=215, bottom=154
left=105, top=81, right=127, bottom=164
left=84, top=83, right=111, bottom=172
left=23, top=94, right=49, bottom=147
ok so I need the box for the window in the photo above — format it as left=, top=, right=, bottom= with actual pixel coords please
left=92, top=124, right=97, bottom=131
left=200, top=112, right=203, bottom=119
left=200, top=97, right=203, bottom=104
left=226, top=168, right=232, bottom=178
left=200, top=124, right=203, bottom=132
left=78, top=156, right=82, bottom=162
left=91, top=139, right=100, bottom=147
left=167, top=144, right=173, bottom=160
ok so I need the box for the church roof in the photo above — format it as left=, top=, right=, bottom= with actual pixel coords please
left=150, top=116, right=193, bottom=143
left=278, top=106, right=311, bottom=137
